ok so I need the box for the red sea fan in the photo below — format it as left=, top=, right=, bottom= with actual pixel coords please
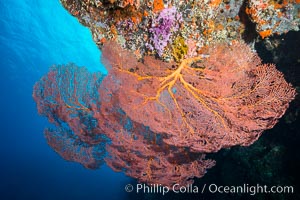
left=105, top=128, right=215, bottom=187
left=97, top=72, right=215, bottom=187
left=101, top=41, right=296, bottom=153
left=33, top=64, right=108, bottom=169
left=33, top=64, right=105, bottom=143
left=33, top=63, right=215, bottom=186
left=44, top=127, right=106, bottom=169
left=33, top=41, right=296, bottom=186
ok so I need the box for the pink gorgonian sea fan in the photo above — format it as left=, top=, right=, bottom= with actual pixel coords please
left=101, top=40, right=296, bottom=153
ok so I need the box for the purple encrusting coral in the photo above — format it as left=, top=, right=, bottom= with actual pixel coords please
left=149, top=7, right=182, bottom=56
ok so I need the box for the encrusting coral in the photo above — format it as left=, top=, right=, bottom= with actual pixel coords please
left=60, top=0, right=299, bottom=61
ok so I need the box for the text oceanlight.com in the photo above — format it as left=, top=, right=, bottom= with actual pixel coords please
left=125, top=183, right=294, bottom=196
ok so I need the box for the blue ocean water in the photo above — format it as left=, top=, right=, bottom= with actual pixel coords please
left=0, top=1, right=130, bottom=199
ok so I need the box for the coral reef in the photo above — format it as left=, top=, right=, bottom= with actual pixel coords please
left=247, top=0, right=300, bottom=38
left=59, top=0, right=299, bottom=61
left=33, top=40, right=295, bottom=186
left=33, top=0, right=298, bottom=187
left=149, top=7, right=182, bottom=56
